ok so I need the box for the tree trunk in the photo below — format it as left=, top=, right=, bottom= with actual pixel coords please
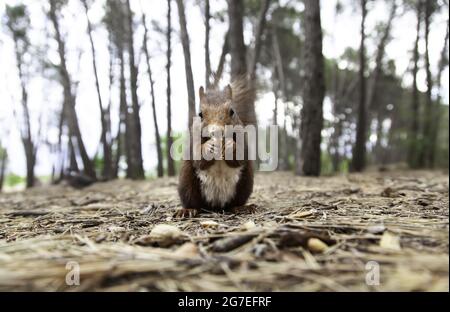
left=366, top=1, right=397, bottom=112
left=271, top=26, right=287, bottom=100
left=331, top=117, right=342, bottom=172
left=227, top=0, right=247, bottom=79
left=248, top=0, right=271, bottom=82
left=48, top=0, right=96, bottom=180
left=82, top=0, right=113, bottom=180
left=125, top=0, right=145, bottom=180
left=271, top=25, right=289, bottom=171
left=106, top=36, right=115, bottom=178
left=115, top=49, right=129, bottom=178
left=351, top=0, right=368, bottom=172
left=68, top=135, right=79, bottom=172
left=408, top=0, right=423, bottom=169
left=297, top=0, right=325, bottom=176
left=422, top=0, right=433, bottom=168
left=175, top=0, right=196, bottom=128
left=142, top=12, right=164, bottom=178
left=8, top=21, right=36, bottom=188
left=204, top=0, right=212, bottom=88
left=55, top=98, right=66, bottom=182
left=0, top=147, right=7, bottom=192
left=368, top=1, right=397, bottom=165
left=167, top=0, right=175, bottom=177
left=213, top=32, right=229, bottom=87
left=429, top=17, right=449, bottom=167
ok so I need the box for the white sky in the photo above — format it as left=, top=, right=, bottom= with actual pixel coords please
left=0, top=0, right=448, bottom=176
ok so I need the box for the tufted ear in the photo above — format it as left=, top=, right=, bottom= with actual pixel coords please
left=199, top=86, right=205, bottom=102
left=224, top=84, right=233, bottom=100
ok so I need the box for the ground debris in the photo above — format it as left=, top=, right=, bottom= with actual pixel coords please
left=0, top=170, right=447, bottom=291
left=210, top=234, right=256, bottom=252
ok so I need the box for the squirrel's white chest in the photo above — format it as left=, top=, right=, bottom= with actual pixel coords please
left=196, top=161, right=242, bottom=208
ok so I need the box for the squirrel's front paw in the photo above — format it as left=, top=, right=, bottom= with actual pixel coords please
left=203, top=140, right=222, bottom=160
left=223, top=139, right=236, bottom=160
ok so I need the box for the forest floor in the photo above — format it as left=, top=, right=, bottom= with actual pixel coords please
left=0, top=169, right=448, bottom=291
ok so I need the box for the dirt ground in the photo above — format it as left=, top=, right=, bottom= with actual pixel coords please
left=0, top=170, right=448, bottom=291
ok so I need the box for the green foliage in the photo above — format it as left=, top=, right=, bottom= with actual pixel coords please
left=5, top=174, right=24, bottom=187
left=160, top=132, right=183, bottom=176
left=257, top=4, right=304, bottom=100
left=103, top=0, right=128, bottom=52
left=93, top=154, right=104, bottom=173
left=320, top=151, right=335, bottom=176
left=4, top=4, right=30, bottom=46
left=339, top=159, right=350, bottom=173
left=49, top=0, right=69, bottom=12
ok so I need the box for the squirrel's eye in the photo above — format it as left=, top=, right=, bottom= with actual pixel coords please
left=199, top=112, right=203, bottom=119
left=229, top=108, right=235, bottom=117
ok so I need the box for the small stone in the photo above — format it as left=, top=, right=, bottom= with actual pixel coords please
left=379, top=231, right=401, bottom=250
left=242, top=220, right=256, bottom=230
left=147, top=224, right=185, bottom=247
left=200, top=220, right=219, bottom=229
left=174, top=242, right=200, bottom=258
left=307, top=238, right=329, bottom=253
left=367, top=224, right=386, bottom=234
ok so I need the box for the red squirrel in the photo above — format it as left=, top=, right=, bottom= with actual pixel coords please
left=176, top=80, right=256, bottom=218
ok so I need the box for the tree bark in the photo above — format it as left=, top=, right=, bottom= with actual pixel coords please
left=68, top=135, right=79, bottom=172
left=366, top=1, right=397, bottom=112
left=82, top=0, right=113, bottom=180
left=227, top=0, right=247, bottom=80
left=204, top=0, right=212, bottom=87
left=0, top=148, right=6, bottom=192
left=142, top=12, right=164, bottom=178
left=7, top=10, right=36, bottom=188
left=213, top=31, right=229, bottom=87
left=106, top=36, right=115, bottom=178
left=421, top=0, right=434, bottom=168
left=114, top=49, right=129, bottom=178
left=408, top=0, right=423, bottom=169
left=248, top=0, right=271, bottom=82
left=271, top=25, right=289, bottom=171
left=167, top=0, right=175, bottom=177
left=271, top=26, right=287, bottom=100
left=429, top=17, right=449, bottom=167
left=367, top=1, right=397, bottom=164
left=48, top=0, right=96, bottom=179
left=125, top=0, right=145, bottom=180
left=351, top=0, right=368, bottom=172
left=297, top=0, right=325, bottom=176
left=175, top=0, right=196, bottom=129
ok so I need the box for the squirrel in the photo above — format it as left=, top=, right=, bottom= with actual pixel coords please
left=176, top=79, right=257, bottom=218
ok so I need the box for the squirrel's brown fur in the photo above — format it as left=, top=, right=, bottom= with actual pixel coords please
left=177, top=79, right=256, bottom=217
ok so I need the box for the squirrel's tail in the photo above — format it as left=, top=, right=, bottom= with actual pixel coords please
left=231, top=78, right=257, bottom=127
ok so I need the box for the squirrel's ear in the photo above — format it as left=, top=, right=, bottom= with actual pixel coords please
left=225, top=85, right=233, bottom=100
left=199, top=87, right=205, bottom=102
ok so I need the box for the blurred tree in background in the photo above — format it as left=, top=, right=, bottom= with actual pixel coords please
left=0, top=0, right=448, bottom=191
